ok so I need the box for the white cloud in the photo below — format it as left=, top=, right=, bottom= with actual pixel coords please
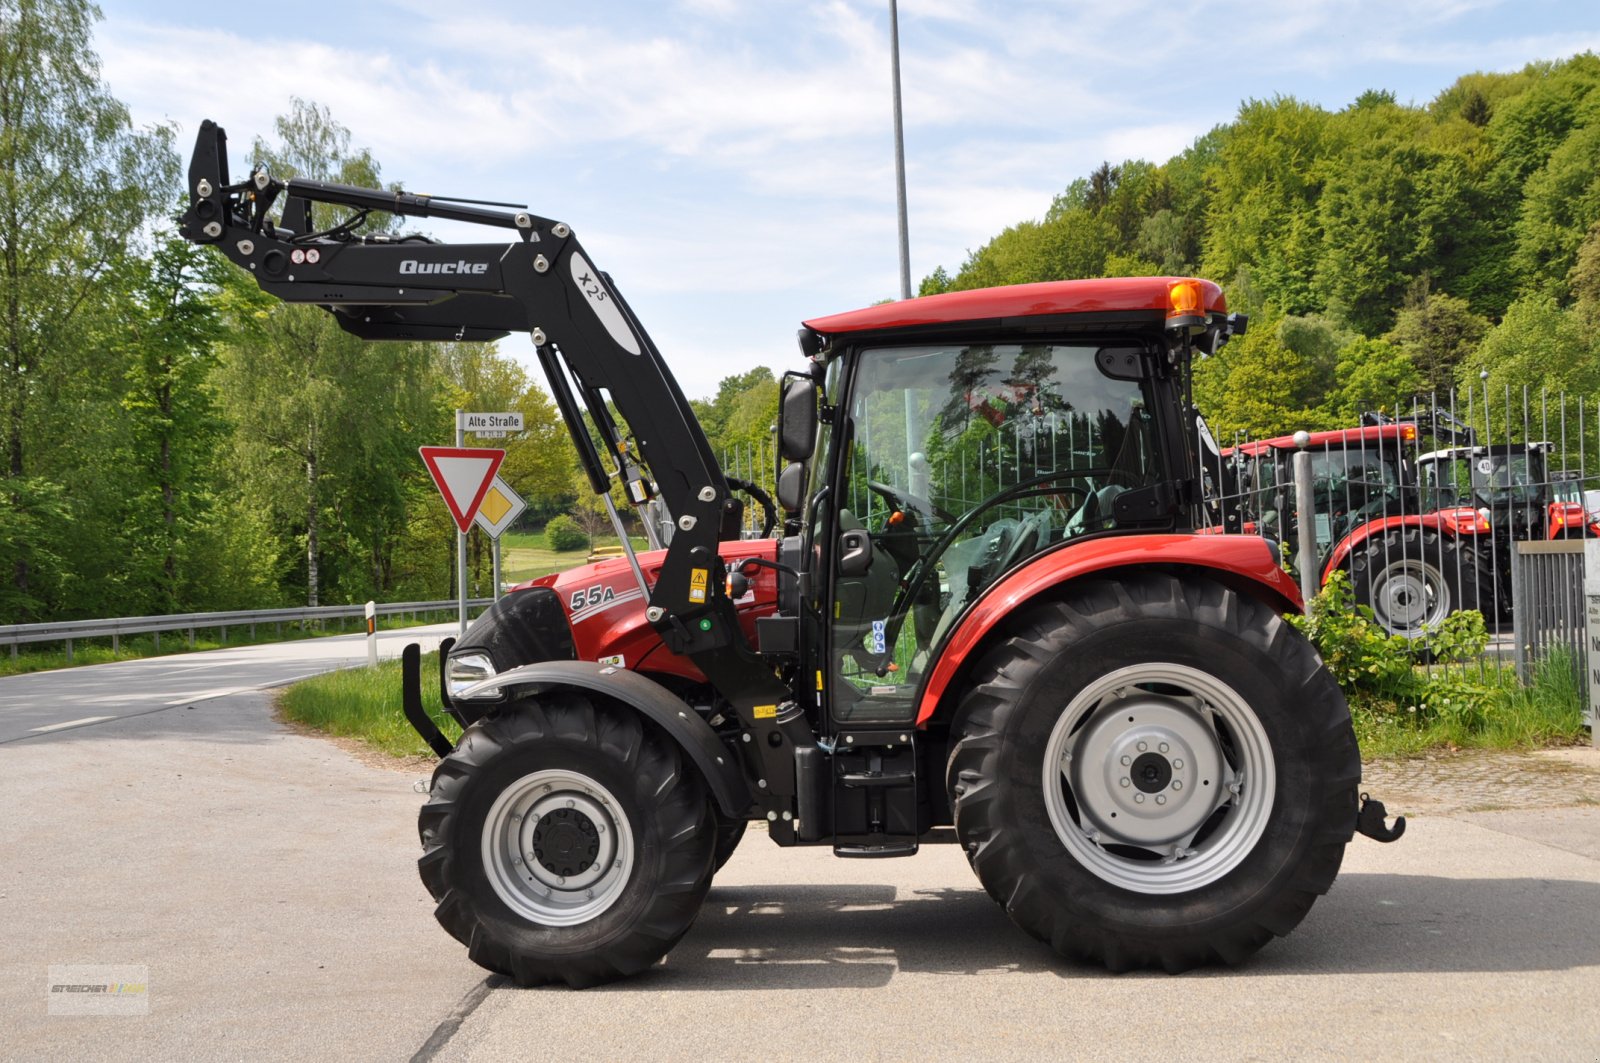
left=93, top=0, right=1595, bottom=400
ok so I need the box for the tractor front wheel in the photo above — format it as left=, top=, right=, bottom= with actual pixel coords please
left=947, top=573, right=1359, bottom=972
left=417, top=692, right=715, bottom=987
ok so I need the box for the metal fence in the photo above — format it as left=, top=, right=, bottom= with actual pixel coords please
left=0, top=598, right=493, bottom=663
left=1196, top=384, right=1599, bottom=685
left=728, top=381, right=1597, bottom=689
left=1511, top=541, right=1588, bottom=683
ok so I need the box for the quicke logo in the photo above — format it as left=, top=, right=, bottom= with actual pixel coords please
left=399, top=259, right=489, bottom=275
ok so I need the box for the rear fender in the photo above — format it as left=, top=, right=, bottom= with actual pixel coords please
left=1320, top=512, right=1479, bottom=584
left=914, top=534, right=1300, bottom=728
left=459, top=660, right=752, bottom=818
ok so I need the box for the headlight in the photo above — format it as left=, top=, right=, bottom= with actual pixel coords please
left=446, top=652, right=499, bottom=699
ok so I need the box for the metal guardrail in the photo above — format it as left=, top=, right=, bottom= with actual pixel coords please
left=0, top=598, right=493, bottom=662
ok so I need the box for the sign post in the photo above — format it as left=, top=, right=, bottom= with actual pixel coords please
left=422, top=426, right=505, bottom=636
left=365, top=600, right=377, bottom=667
left=473, top=476, right=528, bottom=600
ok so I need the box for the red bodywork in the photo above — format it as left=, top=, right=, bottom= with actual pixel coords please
left=804, top=276, right=1226, bottom=335
left=1318, top=509, right=1488, bottom=583
left=913, top=534, right=1300, bottom=727
left=510, top=540, right=782, bottom=684
left=1546, top=502, right=1597, bottom=539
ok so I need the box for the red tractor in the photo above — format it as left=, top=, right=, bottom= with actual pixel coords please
left=1416, top=441, right=1599, bottom=616
left=1221, top=422, right=1491, bottom=639
left=180, top=121, right=1402, bottom=987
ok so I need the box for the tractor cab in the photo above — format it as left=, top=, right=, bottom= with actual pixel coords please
left=805, top=337, right=1172, bottom=727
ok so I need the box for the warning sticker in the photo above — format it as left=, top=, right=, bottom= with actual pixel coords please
left=753, top=704, right=778, bottom=720
left=689, top=567, right=709, bottom=604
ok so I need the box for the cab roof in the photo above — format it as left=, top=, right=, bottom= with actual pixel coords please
left=1226, top=424, right=1414, bottom=457
left=803, top=276, right=1226, bottom=336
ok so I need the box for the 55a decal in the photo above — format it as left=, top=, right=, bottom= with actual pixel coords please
left=570, top=583, right=617, bottom=611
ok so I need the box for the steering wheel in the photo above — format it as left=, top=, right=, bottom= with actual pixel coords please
left=867, top=480, right=957, bottom=527
left=725, top=477, right=777, bottom=538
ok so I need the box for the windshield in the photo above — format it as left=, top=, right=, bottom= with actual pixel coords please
left=1470, top=452, right=1544, bottom=505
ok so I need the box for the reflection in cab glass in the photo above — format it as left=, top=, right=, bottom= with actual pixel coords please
left=831, top=341, right=1159, bottom=722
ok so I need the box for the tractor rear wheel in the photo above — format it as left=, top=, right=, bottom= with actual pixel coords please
left=946, top=573, right=1359, bottom=972
left=417, top=692, right=715, bottom=987
left=1349, top=528, right=1480, bottom=639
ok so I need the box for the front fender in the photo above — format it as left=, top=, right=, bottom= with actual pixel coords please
left=914, top=534, right=1299, bottom=728
left=459, top=660, right=752, bottom=818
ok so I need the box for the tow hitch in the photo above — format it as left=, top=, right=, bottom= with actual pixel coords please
left=1355, top=792, right=1406, bottom=842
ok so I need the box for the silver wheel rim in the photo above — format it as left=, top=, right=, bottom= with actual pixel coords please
left=1370, top=556, right=1449, bottom=636
left=481, top=769, right=634, bottom=926
left=1041, top=662, right=1275, bottom=895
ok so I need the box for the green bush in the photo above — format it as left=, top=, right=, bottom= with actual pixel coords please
left=544, top=514, right=588, bottom=551
left=1290, top=569, right=1492, bottom=721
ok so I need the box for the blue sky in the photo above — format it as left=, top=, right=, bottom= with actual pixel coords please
left=96, top=0, right=1599, bottom=400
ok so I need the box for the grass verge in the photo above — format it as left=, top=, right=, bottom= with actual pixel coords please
left=499, top=529, right=651, bottom=584
left=278, top=651, right=462, bottom=759
left=274, top=631, right=1590, bottom=763
left=0, top=613, right=454, bottom=679
left=1353, top=651, right=1590, bottom=758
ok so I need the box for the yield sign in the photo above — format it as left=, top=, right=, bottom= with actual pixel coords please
left=420, top=446, right=505, bottom=533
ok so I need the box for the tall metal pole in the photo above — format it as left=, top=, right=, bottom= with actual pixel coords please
left=455, top=409, right=468, bottom=636
left=890, top=1, right=928, bottom=499
left=890, top=0, right=912, bottom=302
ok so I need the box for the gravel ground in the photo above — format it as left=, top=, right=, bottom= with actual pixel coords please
left=1362, top=745, right=1600, bottom=815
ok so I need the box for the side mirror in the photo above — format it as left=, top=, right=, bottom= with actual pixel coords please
left=777, top=375, right=818, bottom=463
left=838, top=528, right=872, bottom=577
left=777, top=462, right=806, bottom=514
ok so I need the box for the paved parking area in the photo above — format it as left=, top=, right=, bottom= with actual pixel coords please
left=2, top=641, right=1598, bottom=1061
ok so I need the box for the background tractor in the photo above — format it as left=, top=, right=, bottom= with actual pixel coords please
left=1220, top=421, right=1491, bottom=640
left=1417, top=442, right=1599, bottom=616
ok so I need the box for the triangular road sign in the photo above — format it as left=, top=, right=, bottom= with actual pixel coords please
left=420, top=446, right=505, bottom=533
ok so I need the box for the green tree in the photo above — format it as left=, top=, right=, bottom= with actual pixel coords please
left=1513, top=120, right=1600, bottom=298
left=1384, top=289, right=1489, bottom=395
left=0, top=0, right=176, bottom=612
left=1202, top=96, right=1342, bottom=317
left=217, top=100, right=438, bottom=607
left=1328, top=337, right=1422, bottom=421
left=114, top=233, right=230, bottom=613
left=1458, top=294, right=1600, bottom=401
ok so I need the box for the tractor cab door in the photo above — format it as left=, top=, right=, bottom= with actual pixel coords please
left=823, top=339, right=1169, bottom=729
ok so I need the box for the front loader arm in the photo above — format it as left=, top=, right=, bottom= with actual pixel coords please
left=177, top=119, right=787, bottom=706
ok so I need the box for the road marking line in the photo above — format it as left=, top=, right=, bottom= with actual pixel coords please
left=30, top=715, right=115, bottom=733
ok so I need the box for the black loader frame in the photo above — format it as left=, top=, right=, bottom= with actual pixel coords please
left=180, top=120, right=804, bottom=835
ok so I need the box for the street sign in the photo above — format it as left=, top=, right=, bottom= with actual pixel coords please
left=459, top=411, right=524, bottom=435
left=420, top=446, right=505, bottom=533
left=473, top=476, right=528, bottom=539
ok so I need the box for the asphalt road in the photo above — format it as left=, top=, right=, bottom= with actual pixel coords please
left=0, top=622, right=461, bottom=744
left=3, top=634, right=1599, bottom=1061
